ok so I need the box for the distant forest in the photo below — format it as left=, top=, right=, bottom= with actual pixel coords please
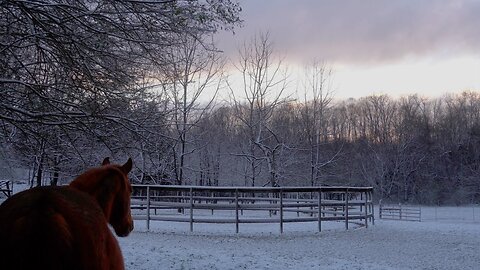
left=3, top=91, right=480, bottom=205
left=1, top=1, right=479, bottom=205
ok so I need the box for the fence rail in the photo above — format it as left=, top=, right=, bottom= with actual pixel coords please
left=131, top=185, right=374, bottom=233
left=379, top=204, right=421, bottom=222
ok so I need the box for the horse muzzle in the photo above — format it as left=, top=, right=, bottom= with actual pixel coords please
left=115, top=219, right=134, bottom=237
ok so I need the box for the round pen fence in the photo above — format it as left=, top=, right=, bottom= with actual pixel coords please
left=131, top=185, right=374, bottom=233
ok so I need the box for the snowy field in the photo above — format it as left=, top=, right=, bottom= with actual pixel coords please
left=120, top=207, right=480, bottom=270
left=2, top=186, right=479, bottom=269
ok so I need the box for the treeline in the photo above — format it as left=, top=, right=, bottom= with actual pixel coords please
left=182, top=92, right=480, bottom=205
left=3, top=91, right=480, bottom=205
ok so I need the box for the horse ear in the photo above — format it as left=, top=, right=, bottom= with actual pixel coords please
left=121, top=158, right=133, bottom=174
left=102, top=157, right=110, bottom=166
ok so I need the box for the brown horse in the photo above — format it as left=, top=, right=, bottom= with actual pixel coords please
left=0, top=158, right=134, bottom=270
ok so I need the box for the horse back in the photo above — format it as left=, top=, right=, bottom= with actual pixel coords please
left=0, top=186, right=123, bottom=270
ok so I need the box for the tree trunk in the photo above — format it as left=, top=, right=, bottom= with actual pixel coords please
left=50, top=168, right=59, bottom=186
left=36, top=157, right=43, bottom=187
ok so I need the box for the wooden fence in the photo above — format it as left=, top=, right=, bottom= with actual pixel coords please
left=0, top=181, right=12, bottom=198
left=131, top=185, right=374, bottom=233
left=379, top=204, right=421, bottom=222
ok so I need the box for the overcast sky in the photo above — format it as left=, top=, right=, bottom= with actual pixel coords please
left=216, top=0, right=480, bottom=100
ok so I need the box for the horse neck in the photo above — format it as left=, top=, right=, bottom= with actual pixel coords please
left=69, top=167, right=120, bottom=220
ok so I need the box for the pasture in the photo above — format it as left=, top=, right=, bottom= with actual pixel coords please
left=1, top=185, right=479, bottom=269
left=119, top=206, right=480, bottom=270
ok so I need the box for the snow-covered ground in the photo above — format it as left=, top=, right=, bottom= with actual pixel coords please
left=2, top=186, right=479, bottom=269
left=119, top=207, right=480, bottom=270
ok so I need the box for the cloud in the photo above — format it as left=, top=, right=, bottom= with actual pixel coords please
left=217, top=0, right=480, bottom=65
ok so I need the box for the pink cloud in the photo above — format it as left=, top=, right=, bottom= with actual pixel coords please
left=217, top=0, right=480, bottom=64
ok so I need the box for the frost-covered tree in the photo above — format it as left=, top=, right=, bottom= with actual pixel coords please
left=229, top=32, right=289, bottom=187
left=159, top=31, right=226, bottom=185
left=299, top=60, right=337, bottom=186
left=0, top=0, right=241, bottom=182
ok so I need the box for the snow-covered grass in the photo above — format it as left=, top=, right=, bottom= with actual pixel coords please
left=119, top=207, right=480, bottom=270
left=2, top=185, right=479, bottom=269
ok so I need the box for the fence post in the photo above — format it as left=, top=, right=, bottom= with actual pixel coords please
left=345, top=189, right=349, bottom=230
left=371, top=191, right=375, bottom=225
left=7, top=181, right=11, bottom=197
left=211, top=192, right=214, bottom=215
left=146, top=186, right=150, bottom=231
left=189, top=188, right=194, bottom=232
left=240, top=192, right=244, bottom=216
left=297, top=192, right=300, bottom=217
left=280, top=189, right=284, bottom=234
left=318, top=189, right=322, bottom=232
left=364, top=190, right=368, bottom=228
left=235, top=189, right=239, bottom=233
left=379, top=199, right=382, bottom=219
left=360, top=192, right=363, bottom=214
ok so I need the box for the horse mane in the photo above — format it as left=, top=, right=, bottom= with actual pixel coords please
left=69, top=158, right=132, bottom=222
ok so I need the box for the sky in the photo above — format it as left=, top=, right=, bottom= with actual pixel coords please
left=215, top=0, right=480, bottom=100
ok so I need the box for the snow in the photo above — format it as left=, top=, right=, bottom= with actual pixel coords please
left=2, top=186, right=479, bottom=269
left=119, top=207, right=480, bottom=270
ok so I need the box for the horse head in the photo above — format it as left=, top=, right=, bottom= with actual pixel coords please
left=70, top=158, right=134, bottom=237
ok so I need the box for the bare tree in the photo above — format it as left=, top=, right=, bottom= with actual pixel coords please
left=359, top=95, right=397, bottom=144
left=0, top=0, right=241, bottom=182
left=229, top=32, right=289, bottom=187
left=160, top=32, right=226, bottom=185
left=299, top=60, right=337, bottom=186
